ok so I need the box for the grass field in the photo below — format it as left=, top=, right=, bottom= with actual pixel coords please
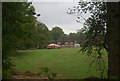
left=11, top=48, right=108, bottom=79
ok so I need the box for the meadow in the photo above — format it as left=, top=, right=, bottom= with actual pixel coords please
left=11, top=48, right=108, bottom=79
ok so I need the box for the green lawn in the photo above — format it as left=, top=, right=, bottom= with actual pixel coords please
left=11, top=48, right=108, bottom=79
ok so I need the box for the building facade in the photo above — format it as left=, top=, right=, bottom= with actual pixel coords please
left=50, top=36, right=77, bottom=47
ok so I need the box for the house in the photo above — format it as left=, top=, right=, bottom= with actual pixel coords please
left=50, top=36, right=77, bottom=47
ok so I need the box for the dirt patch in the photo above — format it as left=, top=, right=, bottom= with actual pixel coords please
left=12, top=71, right=47, bottom=79
left=12, top=72, right=105, bottom=80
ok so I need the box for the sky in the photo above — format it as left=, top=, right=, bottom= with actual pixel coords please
left=32, top=2, right=91, bottom=34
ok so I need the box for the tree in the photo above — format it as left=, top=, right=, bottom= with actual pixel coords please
left=51, top=27, right=64, bottom=40
left=68, top=1, right=120, bottom=79
left=35, top=22, right=51, bottom=48
left=2, top=2, right=38, bottom=78
left=68, top=29, right=86, bottom=46
left=76, top=29, right=86, bottom=46
left=106, top=2, right=119, bottom=79
left=2, top=2, right=52, bottom=79
left=69, top=32, right=77, bottom=40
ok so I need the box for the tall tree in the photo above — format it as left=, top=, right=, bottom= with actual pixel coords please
left=76, top=29, right=86, bottom=46
left=68, top=1, right=120, bottom=79
left=2, top=2, right=38, bottom=78
left=69, top=32, right=77, bottom=40
left=35, top=22, right=51, bottom=48
left=68, top=29, right=86, bottom=46
left=51, top=27, right=64, bottom=40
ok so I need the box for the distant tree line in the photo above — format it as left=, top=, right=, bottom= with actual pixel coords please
left=51, top=27, right=86, bottom=46
left=68, top=29, right=86, bottom=46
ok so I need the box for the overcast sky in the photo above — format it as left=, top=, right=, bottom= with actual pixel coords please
left=32, top=2, right=90, bottom=34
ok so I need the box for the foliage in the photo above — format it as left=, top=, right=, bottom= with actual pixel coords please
left=69, top=28, right=86, bottom=46
left=35, top=22, right=51, bottom=48
left=69, top=33, right=77, bottom=40
left=67, top=2, right=107, bottom=78
left=68, top=2, right=107, bottom=48
left=2, top=2, right=47, bottom=78
left=38, top=67, right=57, bottom=80
left=2, top=2, right=35, bottom=78
left=51, top=27, right=64, bottom=40
left=79, top=2, right=107, bottom=78
left=76, top=29, right=86, bottom=46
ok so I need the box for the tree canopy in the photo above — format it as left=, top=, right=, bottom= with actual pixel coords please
left=69, top=29, right=86, bottom=46
left=2, top=2, right=50, bottom=78
left=51, top=27, right=64, bottom=40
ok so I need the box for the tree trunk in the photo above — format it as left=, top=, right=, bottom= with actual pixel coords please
left=107, top=2, right=120, bottom=79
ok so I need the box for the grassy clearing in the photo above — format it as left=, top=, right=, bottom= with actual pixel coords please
left=11, top=48, right=108, bottom=79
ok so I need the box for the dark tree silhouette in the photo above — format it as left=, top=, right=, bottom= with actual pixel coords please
left=67, top=1, right=120, bottom=79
